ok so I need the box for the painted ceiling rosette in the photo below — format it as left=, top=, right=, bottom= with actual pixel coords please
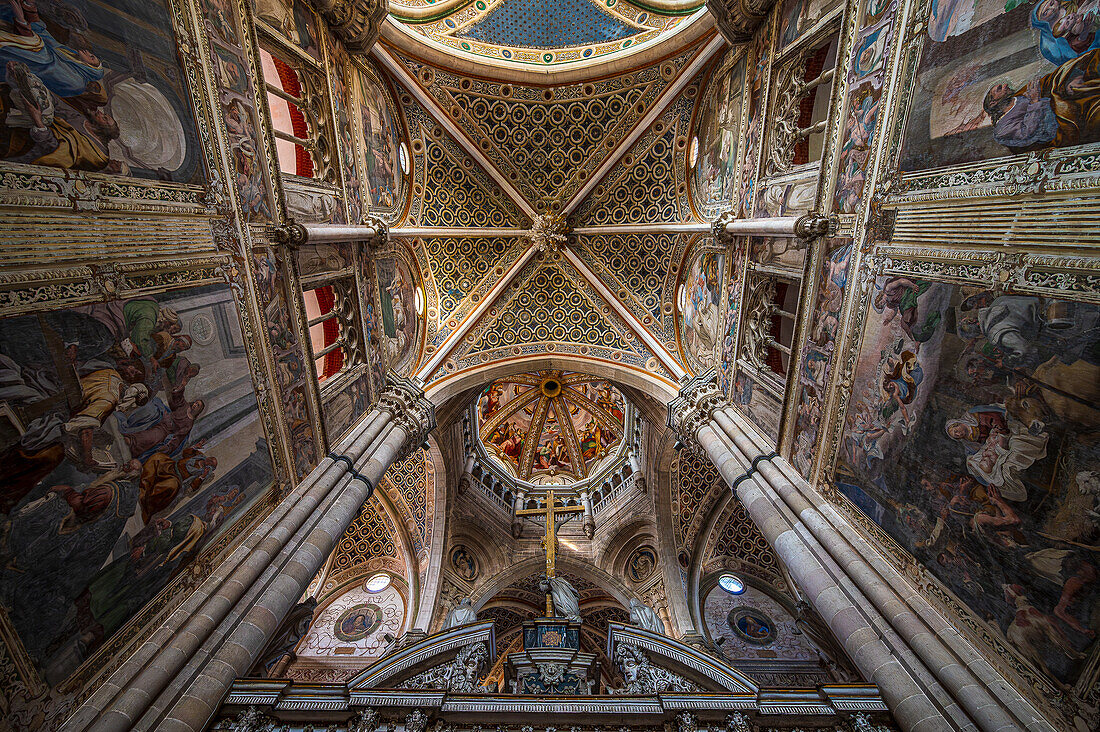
left=476, top=370, right=626, bottom=484
left=388, top=0, right=706, bottom=68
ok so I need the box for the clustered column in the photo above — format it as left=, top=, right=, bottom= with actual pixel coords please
left=668, top=372, right=1053, bottom=732
left=70, top=375, right=435, bottom=732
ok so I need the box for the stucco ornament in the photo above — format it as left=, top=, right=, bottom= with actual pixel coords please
left=220, top=706, right=276, bottom=732
left=405, top=709, right=430, bottom=732
left=628, top=598, right=665, bottom=635
left=607, top=643, right=700, bottom=694
left=348, top=707, right=381, bottom=732
left=400, top=642, right=494, bottom=693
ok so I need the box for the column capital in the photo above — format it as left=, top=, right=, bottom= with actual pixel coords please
left=378, top=371, right=435, bottom=459
left=271, top=219, right=308, bottom=250
left=712, top=209, right=737, bottom=246
left=362, top=214, right=389, bottom=249
left=667, top=368, right=727, bottom=450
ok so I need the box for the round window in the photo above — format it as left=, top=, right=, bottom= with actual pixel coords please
left=717, top=573, right=745, bottom=595
left=365, top=572, right=391, bottom=593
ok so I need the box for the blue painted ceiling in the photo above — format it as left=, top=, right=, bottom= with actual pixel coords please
left=456, top=0, right=642, bottom=49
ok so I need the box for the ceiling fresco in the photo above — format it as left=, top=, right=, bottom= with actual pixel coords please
left=572, top=72, right=701, bottom=226
left=476, top=370, right=627, bottom=484
left=402, top=98, right=531, bottom=228
left=393, top=42, right=707, bottom=213
left=388, top=0, right=706, bottom=69
left=437, top=257, right=678, bottom=384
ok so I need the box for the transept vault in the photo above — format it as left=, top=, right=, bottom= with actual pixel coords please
left=0, top=0, right=1096, bottom=731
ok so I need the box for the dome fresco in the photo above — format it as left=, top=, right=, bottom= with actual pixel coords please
left=387, top=0, right=706, bottom=69
left=476, top=370, right=626, bottom=485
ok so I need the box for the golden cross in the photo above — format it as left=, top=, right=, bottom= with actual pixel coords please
left=516, top=489, right=584, bottom=616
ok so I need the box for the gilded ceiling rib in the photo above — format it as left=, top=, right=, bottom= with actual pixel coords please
left=371, top=43, right=538, bottom=221
left=560, top=34, right=725, bottom=218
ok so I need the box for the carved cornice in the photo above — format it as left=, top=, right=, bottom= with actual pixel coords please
left=706, top=0, right=777, bottom=44
left=667, top=367, right=727, bottom=450
left=377, top=371, right=436, bottom=459
left=306, top=0, right=387, bottom=53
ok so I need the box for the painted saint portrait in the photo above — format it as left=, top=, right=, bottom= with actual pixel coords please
left=334, top=602, right=383, bottom=641
left=627, top=546, right=658, bottom=583
left=376, top=254, right=419, bottom=374
left=451, top=545, right=479, bottom=581
left=692, top=56, right=745, bottom=218
left=680, top=248, right=725, bottom=372
left=901, top=0, right=1100, bottom=170
left=838, top=279, right=1099, bottom=688
left=357, top=62, right=403, bottom=213
left=0, top=283, right=273, bottom=687
left=0, top=0, right=202, bottom=181
left=729, top=607, right=777, bottom=644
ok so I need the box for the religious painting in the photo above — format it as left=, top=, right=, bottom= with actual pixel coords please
left=627, top=546, right=657, bottom=583
left=334, top=603, right=383, bottom=641
left=0, top=283, right=274, bottom=687
left=691, top=54, right=745, bottom=219
left=777, top=0, right=841, bottom=51
left=450, top=544, right=479, bottom=581
left=475, top=371, right=625, bottom=484
left=900, top=0, right=1100, bottom=171
left=728, top=607, right=777, bottom=644
left=732, top=371, right=782, bottom=442
left=253, top=0, right=321, bottom=60
left=0, top=0, right=203, bottom=181
left=679, top=248, right=725, bottom=373
left=356, top=61, right=404, bottom=213
left=837, top=279, right=1099, bottom=688
left=376, top=253, right=420, bottom=374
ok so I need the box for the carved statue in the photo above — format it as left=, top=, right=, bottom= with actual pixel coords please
left=348, top=707, right=381, bottom=732
left=607, top=643, right=700, bottom=695
left=405, top=710, right=429, bottom=732
left=442, top=597, right=478, bottom=629
left=726, top=712, right=752, bottom=732
left=540, top=575, right=581, bottom=622
left=628, top=598, right=665, bottom=635
left=399, top=642, right=495, bottom=693
left=218, top=706, right=276, bottom=732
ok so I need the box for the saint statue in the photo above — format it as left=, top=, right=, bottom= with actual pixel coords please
left=628, top=598, right=665, bottom=635
left=442, top=597, right=478, bottom=629
left=540, top=575, right=581, bottom=622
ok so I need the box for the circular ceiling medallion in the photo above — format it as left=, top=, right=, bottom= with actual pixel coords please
left=476, top=369, right=626, bottom=485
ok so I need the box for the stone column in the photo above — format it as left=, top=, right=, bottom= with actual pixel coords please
left=70, top=376, right=434, bottom=732
left=668, top=372, right=1053, bottom=732
left=456, top=453, right=476, bottom=496
left=511, top=487, right=527, bottom=539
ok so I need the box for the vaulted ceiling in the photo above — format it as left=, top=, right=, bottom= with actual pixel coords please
left=372, top=22, right=727, bottom=396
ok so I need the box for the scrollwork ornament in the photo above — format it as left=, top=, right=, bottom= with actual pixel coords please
left=399, top=642, right=492, bottom=693
left=404, top=709, right=430, bottom=732
left=362, top=215, right=389, bottom=249
left=606, top=642, right=700, bottom=695
left=271, top=219, right=308, bottom=250
left=725, top=712, right=751, bottom=732
left=713, top=210, right=738, bottom=246
left=216, top=706, right=276, bottom=732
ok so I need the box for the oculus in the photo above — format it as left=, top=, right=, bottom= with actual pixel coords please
left=717, top=573, right=746, bottom=595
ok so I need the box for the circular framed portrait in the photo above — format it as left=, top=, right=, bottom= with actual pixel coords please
left=334, top=603, right=383, bottom=642
left=728, top=607, right=776, bottom=645
left=450, top=545, right=479, bottom=581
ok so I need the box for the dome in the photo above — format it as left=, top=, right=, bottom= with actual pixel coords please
left=476, top=370, right=627, bottom=485
left=386, top=0, right=709, bottom=75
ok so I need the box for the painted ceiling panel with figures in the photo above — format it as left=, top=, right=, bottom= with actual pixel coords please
left=394, top=44, right=705, bottom=213
left=572, top=74, right=701, bottom=225
left=476, top=370, right=627, bottom=484
left=403, top=99, right=530, bottom=228
left=571, top=233, right=686, bottom=358
left=441, top=258, right=675, bottom=383
left=414, top=236, right=531, bottom=347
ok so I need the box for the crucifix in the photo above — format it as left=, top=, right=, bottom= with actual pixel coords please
left=516, top=489, right=583, bottom=617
